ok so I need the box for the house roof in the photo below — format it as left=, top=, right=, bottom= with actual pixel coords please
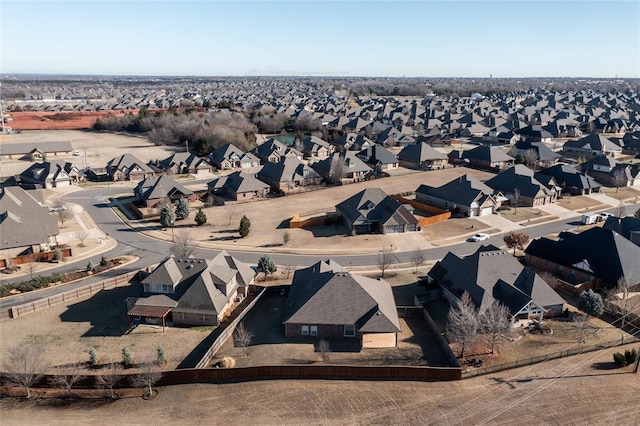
left=336, top=187, right=418, bottom=228
left=525, top=227, right=640, bottom=284
left=535, top=164, right=601, bottom=190
left=462, top=146, right=514, bottom=163
left=159, top=152, right=211, bottom=171
left=416, top=174, right=495, bottom=207
left=513, top=140, right=561, bottom=162
left=0, top=141, right=74, bottom=156
left=208, top=171, right=269, bottom=194
left=106, top=153, right=154, bottom=173
left=282, top=260, right=401, bottom=333
left=398, top=142, right=447, bottom=163
left=19, top=161, right=75, bottom=186
left=210, top=143, right=245, bottom=164
left=429, top=245, right=564, bottom=315
left=141, top=251, right=254, bottom=315
left=135, top=175, right=194, bottom=200
left=0, top=186, right=60, bottom=250
left=602, top=216, right=640, bottom=242
left=311, top=152, right=372, bottom=177
left=563, top=134, right=622, bottom=152
left=257, top=157, right=319, bottom=185
left=356, top=145, right=398, bottom=166
left=486, top=165, right=555, bottom=199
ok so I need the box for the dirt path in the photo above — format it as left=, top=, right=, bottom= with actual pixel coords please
left=2, top=346, right=638, bottom=425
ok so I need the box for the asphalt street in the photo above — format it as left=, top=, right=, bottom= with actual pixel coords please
left=1, top=185, right=637, bottom=311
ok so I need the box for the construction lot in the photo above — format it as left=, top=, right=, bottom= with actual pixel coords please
left=1, top=348, right=638, bottom=425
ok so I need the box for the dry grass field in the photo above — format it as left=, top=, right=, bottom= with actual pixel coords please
left=1, top=348, right=638, bottom=425
left=556, top=195, right=606, bottom=211
left=600, top=186, right=640, bottom=202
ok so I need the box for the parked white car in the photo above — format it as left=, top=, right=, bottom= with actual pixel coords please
left=468, top=233, right=489, bottom=242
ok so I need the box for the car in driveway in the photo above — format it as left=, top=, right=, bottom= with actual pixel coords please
left=468, top=233, right=489, bottom=242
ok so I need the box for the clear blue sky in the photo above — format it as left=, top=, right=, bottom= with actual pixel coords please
left=2, top=1, right=639, bottom=77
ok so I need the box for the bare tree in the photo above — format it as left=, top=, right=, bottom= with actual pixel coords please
left=377, top=246, right=396, bottom=278
left=282, top=264, right=296, bottom=280
left=329, top=154, right=344, bottom=184
left=609, top=276, right=634, bottom=329
left=318, top=339, right=331, bottom=363
left=170, top=230, right=197, bottom=259
left=50, top=363, right=84, bottom=398
left=573, top=312, right=590, bottom=343
left=95, top=363, right=122, bottom=399
left=503, top=231, right=530, bottom=256
left=479, top=302, right=511, bottom=354
left=57, top=207, right=73, bottom=228
left=614, top=199, right=625, bottom=218
left=75, top=230, right=90, bottom=247
left=233, top=322, right=254, bottom=356
left=611, top=168, right=628, bottom=193
left=3, top=343, right=49, bottom=398
left=523, top=149, right=539, bottom=170
left=512, top=188, right=521, bottom=214
left=131, top=351, right=162, bottom=398
left=227, top=208, right=235, bottom=226
left=446, top=292, right=479, bottom=358
left=410, top=247, right=425, bottom=274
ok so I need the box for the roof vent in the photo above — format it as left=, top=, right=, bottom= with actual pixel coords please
left=186, top=264, right=193, bottom=270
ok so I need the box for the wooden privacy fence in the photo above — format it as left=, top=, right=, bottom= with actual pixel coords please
left=2, top=271, right=138, bottom=320
left=195, top=287, right=267, bottom=369
left=390, top=195, right=452, bottom=227
left=0, top=248, right=73, bottom=268
left=289, top=211, right=341, bottom=229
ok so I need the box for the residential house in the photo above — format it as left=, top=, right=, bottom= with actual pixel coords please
left=508, top=140, right=561, bottom=169
left=535, top=164, right=601, bottom=195
left=253, top=138, right=303, bottom=164
left=356, top=145, right=398, bottom=172
left=0, top=186, right=60, bottom=260
left=562, top=134, right=623, bottom=158
left=282, top=260, right=401, bottom=349
left=429, top=245, right=565, bottom=320
left=128, top=251, right=255, bottom=327
left=336, top=188, right=419, bottom=234
left=106, top=153, right=155, bottom=181
left=578, top=155, right=635, bottom=189
left=485, top=165, right=558, bottom=207
left=415, top=174, right=504, bottom=217
left=603, top=216, right=640, bottom=247
left=397, top=142, right=448, bottom=170
left=300, top=136, right=333, bottom=159
left=311, top=152, right=372, bottom=184
left=256, top=157, right=322, bottom=193
left=208, top=171, right=270, bottom=201
left=515, top=125, right=554, bottom=142
left=0, top=141, right=74, bottom=160
left=330, top=133, right=374, bottom=152
left=525, top=227, right=640, bottom=288
left=158, top=152, right=213, bottom=175
left=19, top=160, right=78, bottom=189
left=461, top=146, right=515, bottom=171
left=134, top=175, right=198, bottom=209
left=210, top=143, right=260, bottom=170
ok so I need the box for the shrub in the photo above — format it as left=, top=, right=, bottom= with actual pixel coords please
left=86, top=260, right=95, bottom=272
left=100, top=255, right=108, bottom=267
left=613, top=352, right=626, bottom=366
left=625, top=348, right=637, bottom=365
left=239, top=215, right=251, bottom=238
left=194, top=208, right=207, bottom=226
left=53, top=249, right=63, bottom=261
left=88, top=348, right=97, bottom=366
left=122, top=347, right=132, bottom=367
left=157, top=346, right=166, bottom=365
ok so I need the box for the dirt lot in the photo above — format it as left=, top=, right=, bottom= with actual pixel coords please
left=0, top=282, right=211, bottom=372
left=0, top=130, right=181, bottom=170
left=499, top=207, right=550, bottom=223
left=2, top=348, right=638, bottom=425
left=7, top=111, right=138, bottom=130
left=600, top=186, right=640, bottom=201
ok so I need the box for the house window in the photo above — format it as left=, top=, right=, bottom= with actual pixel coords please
left=162, top=284, right=173, bottom=294
left=310, top=326, right=318, bottom=336
left=344, top=324, right=355, bottom=337
left=301, top=325, right=309, bottom=335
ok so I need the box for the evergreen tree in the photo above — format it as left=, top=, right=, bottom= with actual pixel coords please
left=578, top=289, right=604, bottom=317
left=256, top=254, right=277, bottom=281
left=160, top=204, right=176, bottom=228
left=175, top=197, right=190, bottom=220
left=239, top=215, right=251, bottom=238
left=195, top=208, right=207, bottom=226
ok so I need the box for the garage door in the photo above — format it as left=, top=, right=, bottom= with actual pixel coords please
left=481, top=207, right=493, bottom=216
left=362, top=333, right=397, bottom=348
left=386, top=225, right=404, bottom=234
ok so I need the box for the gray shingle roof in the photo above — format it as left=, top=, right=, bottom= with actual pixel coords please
left=336, top=188, right=418, bottom=228
left=0, top=187, right=59, bottom=250
left=134, top=175, right=194, bottom=200
left=486, top=165, right=555, bottom=199
left=208, top=171, right=270, bottom=194
left=416, top=174, right=495, bottom=207
left=397, top=142, right=447, bottom=163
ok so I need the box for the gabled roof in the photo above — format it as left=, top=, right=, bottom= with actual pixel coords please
left=535, top=164, right=601, bottom=190
left=397, top=142, right=447, bottom=162
left=602, top=216, right=640, bottom=242
left=563, top=134, right=622, bottom=152
left=0, top=141, right=73, bottom=156
left=525, top=227, right=640, bottom=284
left=357, top=145, right=398, bottom=166
left=429, top=245, right=564, bottom=315
left=336, top=188, right=418, bottom=228
left=257, top=157, right=319, bottom=184
left=513, top=140, right=561, bottom=162
left=19, top=161, right=74, bottom=186
left=462, top=146, right=514, bottom=163
left=0, top=186, right=59, bottom=250
left=210, top=143, right=245, bottom=164
left=253, top=138, right=302, bottom=160
left=159, top=152, right=211, bottom=171
left=134, top=175, right=194, bottom=200
left=416, top=174, right=495, bottom=207
left=283, top=260, right=400, bottom=333
left=311, top=152, right=372, bottom=176
left=208, top=171, right=269, bottom=194
left=107, top=153, right=153, bottom=173
left=486, top=165, right=555, bottom=198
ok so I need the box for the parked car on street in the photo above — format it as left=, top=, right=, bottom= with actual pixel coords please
left=468, top=233, right=489, bottom=242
